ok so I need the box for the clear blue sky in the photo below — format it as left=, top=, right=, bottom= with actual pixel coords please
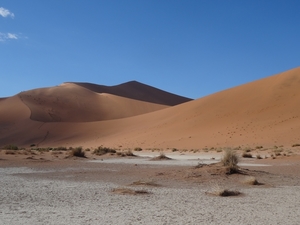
left=1, top=1, right=300, bottom=99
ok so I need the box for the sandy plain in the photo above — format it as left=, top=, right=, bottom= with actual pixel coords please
left=1, top=149, right=300, bottom=225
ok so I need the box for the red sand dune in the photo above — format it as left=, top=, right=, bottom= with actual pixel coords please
left=17, top=82, right=171, bottom=122
left=1, top=67, right=300, bottom=149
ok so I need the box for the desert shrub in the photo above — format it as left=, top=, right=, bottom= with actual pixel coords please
left=292, top=143, right=300, bottom=147
left=207, top=183, right=241, bottom=197
left=55, top=146, right=67, bottom=150
left=172, top=148, right=178, bottom=152
left=70, top=147, right=86, bottom=158
left=242, top=176, right=259, bottom=185
left=3, top=144, right=19, bottom=150
left=134, top=147, right=142, bottom=151
left=221, top=149, right=239, bottom=173
left=124, top=150, right=135, bottom=156
left=32, top=147, right=51, bottom=152
left=214, top=189, right=241, bottom=197
left=274, top=149, right=283, bottom=156
left=130, top=180, right=160, bottom=187
left=5, top=150, right=16, bottom=155
left=118, top=150, right=136, bottom=157
left=244, top=147, right=252, bottom=152
left=111, top=188, right=150, bottom=195
left=256, top=154, right=262, bottom=159
left=151, top=152, right=172, bottom=161
left=255, top=146, right=263, bottom=149
left=242, top=152, right=252, bottom=158
left=93, top=146, right=116, bottom=155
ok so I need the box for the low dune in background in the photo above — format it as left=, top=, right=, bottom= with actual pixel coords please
left=1, top=67, right=300, bottom=149
left=18, top=83, right=170, bottom=122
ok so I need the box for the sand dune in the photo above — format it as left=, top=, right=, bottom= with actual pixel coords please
left=0, top=95, right=31, bottom=123
left=1, top=67, right=300, bottom=148
left=18, top=83, right=169, bottom=122
left=71, top=81, right=192, bottom=106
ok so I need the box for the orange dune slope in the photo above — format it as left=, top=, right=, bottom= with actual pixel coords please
left=1, top=67, right=300, bottom=148
left=17, top=82, right=171, bottom=122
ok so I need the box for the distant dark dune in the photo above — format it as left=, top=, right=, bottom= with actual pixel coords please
left=70, top=81, right=192, bottom=106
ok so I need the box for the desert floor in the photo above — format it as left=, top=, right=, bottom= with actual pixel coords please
left=1, top=150, right=300, bottom=225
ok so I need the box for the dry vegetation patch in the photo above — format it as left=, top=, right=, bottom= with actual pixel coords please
left=242, top=152, right=253, bottom=158
left=111, top=188, right=151, bottom=195
left=69, top=147, right=86, bottom=158
left=151, top=153, right=172, bottom=161
left=221, top=149, right=239, bottom=174
left=93, top=146, right=116, bottom=156
left=206, top=183, right=242, bottom=197
left=130, top=180, right=160, bottom=187
left=242, top=176, right=260, bottom=185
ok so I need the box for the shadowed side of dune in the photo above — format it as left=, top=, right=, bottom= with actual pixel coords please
left=71, top=81, right=192, bottom=106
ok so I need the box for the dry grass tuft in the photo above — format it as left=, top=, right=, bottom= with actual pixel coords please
left=69, top=147, right=86, bottom=158
left=151, top=152, right=172, bottom=161
left=123, top=150, right=136, bottom=157
left=242, top=176, right=259, bottom=185
left=5, top=150, right=17, bottom=155
left=221, top=149, right=239, bottom=174
left=256, top=154, right=262, bottom=159
left=93, top=146, right=116, bottom=155
left=130, top=180, right=160, bottom=187
left=111, top=187, right=150, bottom=195
left=207, top=183, right=241, bottom=197
left=242, top=152, right=253, bottom=158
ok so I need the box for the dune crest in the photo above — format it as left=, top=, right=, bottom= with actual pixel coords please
left=69, top=81, right=192, bottom=106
